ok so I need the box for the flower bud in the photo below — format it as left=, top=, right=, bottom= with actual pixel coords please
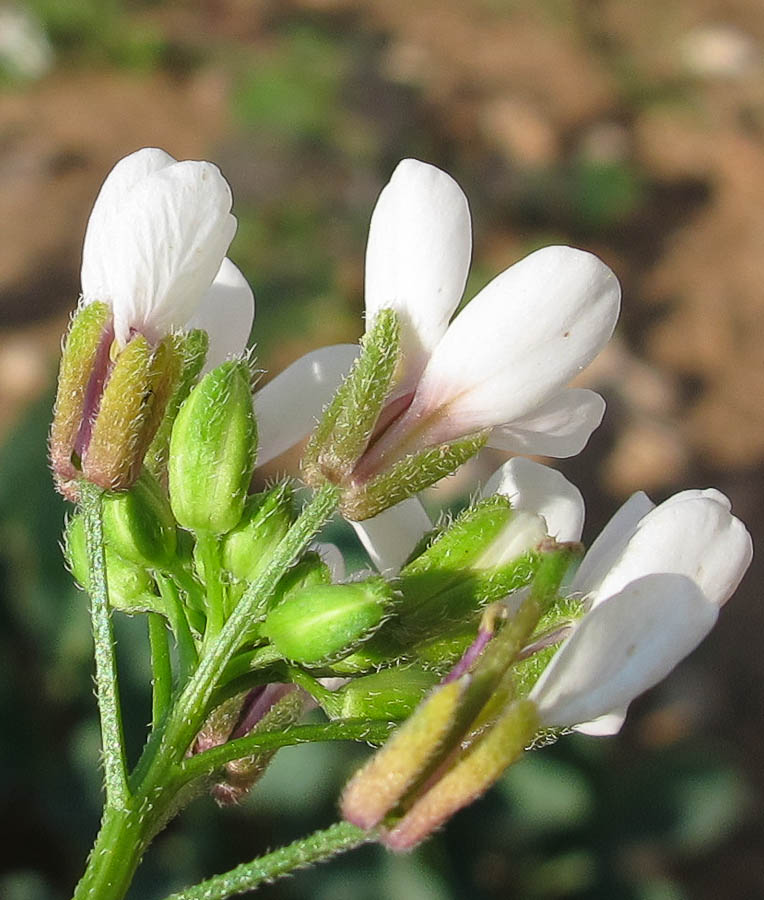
left=337, top=666, right=439, bottom=720
left=222, top=482, right=295, bottom=582
left=262, top=577, right=396, bottom=666
left=64, top=515, right=163, bottom=613
left=169, top=360, right=257, bottom=534
left=101, top=469, right=177, bottom=569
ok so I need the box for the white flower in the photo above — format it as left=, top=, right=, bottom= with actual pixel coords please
left=81, top=148, right=254, bottom=367
left=350, top=457, right=752, bottom=738
left=254, top=159, right=619, bottom=467
left=529, top=486, right=753, bottom=735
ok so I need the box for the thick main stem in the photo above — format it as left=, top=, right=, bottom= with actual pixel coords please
left=71, top=803, right=151, bottom=900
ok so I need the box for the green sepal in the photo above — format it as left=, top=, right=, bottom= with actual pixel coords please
left=50, top=302, right=111, bottom=496
left=64, top=514, right=164, bottom=614
left=395, top=497, right=542, bottom=639
left=326, top=625, right=410, bottom=675
left=222, top=481, right=296, bottom=582
left=380, top=699, right=539, bottom=851
left=145, top=329, right=209, bottom=482
left=169, top=360, right=258, bottom=534
left=337, top=666, right=439, bottom=721
left=101, top=468, right=177, bottom=569
left=262, top=577, right=397, bottom=666
left=303, top=309, right=399, bottom=485
left=340, top=429, right=490, bottom=521
left=84, top=333, right=183, bottom=494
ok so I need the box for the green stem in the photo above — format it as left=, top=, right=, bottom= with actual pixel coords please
left=158, top=483, right=340, bottom=766
left=197, top=531, right=226, bottom=638
left=158, top=574, right=199, bottom=680
left=163, top=822, right=371, bottom=900
left=178, top=719, right=396, bottom=785
left=80, top=480, right=130, bottom=811
left=71, top=805, right=147, bottom=900
left=148, top=613, right=173, bottom=727
left=74, top=484, right=340, bottom=900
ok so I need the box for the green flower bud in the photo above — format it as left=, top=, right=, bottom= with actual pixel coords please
left=102, top=469, right=177, bottom=569
left=169, top=360, right=257, bottom=534
left=338, top=666, right=439, bottom=720
left=262, top=577, right=396, bottom=666
left=222, top=482, right=295, bottom=582
left=64, top=515, right=163, bottom=614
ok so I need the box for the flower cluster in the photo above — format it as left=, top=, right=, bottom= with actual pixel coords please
left=53, top=148, right=753, bottom=891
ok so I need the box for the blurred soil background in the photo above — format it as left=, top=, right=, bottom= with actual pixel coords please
left=1, top=1, right=763, bottom=898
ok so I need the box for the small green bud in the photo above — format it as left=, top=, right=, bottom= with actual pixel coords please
left=222, top=482, right=295, bottom=582
left=262, top=577, right=396, bottom=666
left=102, top=468, right=176, bottom=569
left=169, top=360, right=257, bottom=534
left=64, top=515, right=163, bottom=613
left=338, top=666, right=439, bottom=720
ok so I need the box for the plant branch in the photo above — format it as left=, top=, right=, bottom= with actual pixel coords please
left=178, top=719, right=396, bottom=785
left=163, top=821, right=372, bottom=900
left=148, top=612, right=173, bottom=727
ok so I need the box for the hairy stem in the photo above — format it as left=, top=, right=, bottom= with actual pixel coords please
left=178, top=719, right=396, bottom=785
left=163, top=822, right=372, bottom=900
left=80, top=480, right=130, bottom=810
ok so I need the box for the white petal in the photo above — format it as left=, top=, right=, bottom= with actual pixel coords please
left=187, top=258, right=255, bottom=371
left=481, top=457, right=585, bottom=542
left=313, top=542, right=346, bottom=582
left=410, top=246, right=620, bottom=435
left=85, top=159, right=236, bottom=345
left=591, top=493, right=753, bottom=608
left=351, top=498, right=433, bottom=574
left=661, top=487, right=731, bottom=510
left=486, top=389, right=606, bottom=458
left=572, top=709, right=627, bottom=737
left=530, top=573, right=718, bottom=729
left=253, top=345, right=359, bottom=466
left=475, top=510, right=548, bottom=568
left=82, top=148, right=176, bottom=303
left=365, top=159, right=472, bottom=391
left=572, top=491, right=656, bottom=597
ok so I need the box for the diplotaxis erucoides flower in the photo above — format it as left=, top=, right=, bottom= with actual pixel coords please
left=256, top=158, right=620, bottom=517
left=51, top=148, right=254, bottom=499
